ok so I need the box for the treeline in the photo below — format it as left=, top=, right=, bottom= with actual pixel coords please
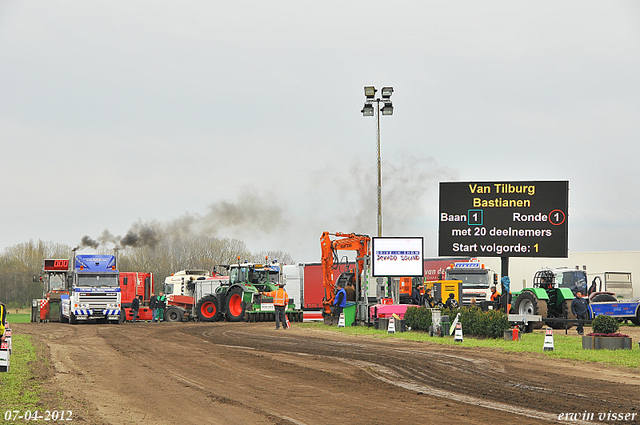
left=0, top=237, right=294, bottom=308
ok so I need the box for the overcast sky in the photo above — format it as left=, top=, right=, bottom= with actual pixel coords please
left=1, top=1, right=639, bottom=263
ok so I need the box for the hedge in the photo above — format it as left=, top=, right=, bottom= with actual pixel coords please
left=404, top=306, right=432, bottom=331
left=406, top=306, right=510, bottom=339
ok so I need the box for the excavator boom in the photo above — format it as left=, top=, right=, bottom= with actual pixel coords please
left=320, top=231, right=371, bottom=320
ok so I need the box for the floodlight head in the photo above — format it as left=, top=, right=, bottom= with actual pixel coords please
left=361, top=104, right=374, bottom=116
left=381, top=86, right=394, bottom=99
left=364, top=86, right=377, bottom=99
left=381, top=102, right=393, bottom=115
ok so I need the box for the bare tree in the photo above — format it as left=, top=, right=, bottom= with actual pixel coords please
left=251, top=250, right=295, bottom=265
left=0, top=236, right=294, bottom=305
left=0, top=240, right=73, bottom=306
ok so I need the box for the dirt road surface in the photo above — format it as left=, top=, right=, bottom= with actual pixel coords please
left=13, top=322, right=640, bottom=425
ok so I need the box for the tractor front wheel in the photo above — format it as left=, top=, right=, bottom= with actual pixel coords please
left=513, top=291, right=547, bottom=329
left=196, top=296, right=221, bottom=322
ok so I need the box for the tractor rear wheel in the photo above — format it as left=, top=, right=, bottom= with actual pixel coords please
left=165, top=307, right=184, bottom=322
left=226, top=287, right=246, bottom=322
left=514, top=291, right=547, bottom=329
left=554, top=300, right=575, bottom=330
left=196, top=296, right=221, bottom=322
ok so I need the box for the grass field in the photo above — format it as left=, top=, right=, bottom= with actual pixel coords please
left=0, top=335, right=43, bottom=412
left=6, top=313, right=31, bottom=324
left=300, top=323, right=640, bottom=368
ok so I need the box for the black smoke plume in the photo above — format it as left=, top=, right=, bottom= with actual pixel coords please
left=80, top=235, right=100, bottom=249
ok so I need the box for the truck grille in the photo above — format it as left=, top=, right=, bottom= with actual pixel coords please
left=78, top=293, right=118, bottom=309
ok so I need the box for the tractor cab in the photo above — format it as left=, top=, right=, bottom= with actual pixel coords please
left=534, top=268, right=587, bottom=295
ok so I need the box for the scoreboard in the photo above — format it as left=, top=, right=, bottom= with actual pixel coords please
left=438, top=181, right=568, bottom=258
left=43, top=259, right=69, bottom=271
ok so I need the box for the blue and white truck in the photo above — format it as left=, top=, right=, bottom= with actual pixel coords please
left=588, top=272, right=639, bottom=324
left=61, top=254, right=122, bottom=324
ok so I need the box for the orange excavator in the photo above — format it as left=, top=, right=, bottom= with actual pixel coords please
left=320, top=231, right=371, bottom=325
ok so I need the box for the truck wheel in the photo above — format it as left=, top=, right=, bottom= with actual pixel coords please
left=165, top=307, right=184, bottom=322
left=196, top=296, right=221, bottom=322
left=514, top=291, right=547, bottom=329
left=118, top=309, right=126, bottom=324
left=226, top=287, right=246, bottom=322
left=69, top=312, right=78, bottom=325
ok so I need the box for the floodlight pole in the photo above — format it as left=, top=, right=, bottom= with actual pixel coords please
left=362, top=86, right=393, bottom=238
left=376, top=100, right=382, bottom=238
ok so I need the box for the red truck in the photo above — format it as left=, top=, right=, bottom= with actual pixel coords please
left=120, top=272, right=154, bottom=322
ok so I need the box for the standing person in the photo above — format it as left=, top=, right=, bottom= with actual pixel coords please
left=345, top=281, right=356, bottom=302
left=490, top=286, right=500, bottom=302
left=411, top=284, right=424, bottom=305
left=571, top=292, right=589, bottom=335
left=445, top=293, right=459, bottom=310
left=501, top=276, right=512, bottom=312
left=149, top=292, right=158, bottom=323
left=261, top=282, right=289, bottom=330
left=131, top=295, right=140, bottom=323
left=157, top=292, right=167, bottom=322
left=423, top=288, right=434, bottom=308
left=332, top=281, right=347, bottom=325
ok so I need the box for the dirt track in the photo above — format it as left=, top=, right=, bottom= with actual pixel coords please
left=13, top=322, right=640, bottom=425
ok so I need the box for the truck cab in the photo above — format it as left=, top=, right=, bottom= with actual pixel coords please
left=444, top=262, right=495, bottom=305
left=164, top=270, right=211, bottom=300
left=61, top=254, right=121, bottom=324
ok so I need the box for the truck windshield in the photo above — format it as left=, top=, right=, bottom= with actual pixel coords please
left=49, top=273, right=66, bottom=290
left=268, top=271, right=280, bottom=285
left=446, top=271, right=489, bottom=289
left=77, top=274, right=119, bottom=288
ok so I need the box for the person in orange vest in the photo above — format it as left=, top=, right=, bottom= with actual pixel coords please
left=261, top=282, right=289, bottom=330
left=490, top=286, right=500, bottom=303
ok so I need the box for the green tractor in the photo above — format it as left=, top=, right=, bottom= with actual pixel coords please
left=512, top=267, right=587, bottom=331
left=201, top=261, right=303, bottom=323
